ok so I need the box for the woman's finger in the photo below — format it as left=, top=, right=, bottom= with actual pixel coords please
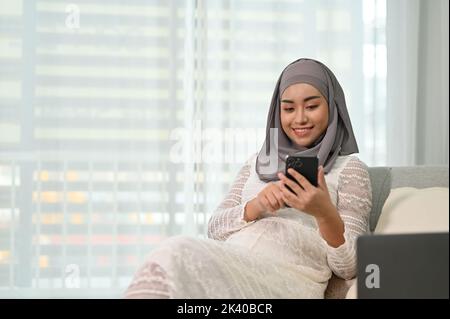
left=278, top=173, right=304, bottom=195
left=265, top=192, right=280, bottom=212
left=259, top=195, right=275, bottom=212
left=280, top=183, right=301, bottom=209
left=272, top=188, right=285, bottom=208
left=317, top=165, right=328, bottom=191
left=287, top=168, right=313, bottom=191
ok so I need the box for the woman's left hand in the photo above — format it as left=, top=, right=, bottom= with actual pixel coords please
left=277, top=166, right=334, bottom=220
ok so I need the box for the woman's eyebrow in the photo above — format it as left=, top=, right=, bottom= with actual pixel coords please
left=304, top=95, right=321, bottom=102
left=281, top=96, right=321, bottom=104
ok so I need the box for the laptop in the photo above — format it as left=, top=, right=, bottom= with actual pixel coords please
left=357, top=232, right=449, bottom=299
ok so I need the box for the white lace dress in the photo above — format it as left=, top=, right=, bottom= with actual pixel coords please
left=124, top=153, right=372, bottom=299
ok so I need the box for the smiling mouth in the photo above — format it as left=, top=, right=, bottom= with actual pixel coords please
left=292, top=127, right=313, bottom=137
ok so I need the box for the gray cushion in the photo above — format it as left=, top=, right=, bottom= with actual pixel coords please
left=367, top=167, right=392, bottom=232
left=367, top=166, right=449, bottom=232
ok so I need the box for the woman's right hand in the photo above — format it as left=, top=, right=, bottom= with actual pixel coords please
left=244, top=181, right=286, bottom=221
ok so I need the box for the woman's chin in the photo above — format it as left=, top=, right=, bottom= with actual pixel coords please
left=292, top=138, right=311, bottom=148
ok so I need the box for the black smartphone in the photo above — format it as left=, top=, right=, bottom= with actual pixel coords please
left=285, top=155, right=319, bottom=192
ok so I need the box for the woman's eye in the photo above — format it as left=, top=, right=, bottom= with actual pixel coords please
left=306, top=105, right=318, bottom=109
left=283, top=108, right=294, bottom=112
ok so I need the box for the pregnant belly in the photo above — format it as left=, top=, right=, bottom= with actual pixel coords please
left=226, top=216, right=328, bottom=270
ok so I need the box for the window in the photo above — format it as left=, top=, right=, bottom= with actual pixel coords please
left=0, top=0, right=386, bottom=297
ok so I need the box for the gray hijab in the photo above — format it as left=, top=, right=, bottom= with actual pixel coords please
left=256, top=58, right=359, bottom=182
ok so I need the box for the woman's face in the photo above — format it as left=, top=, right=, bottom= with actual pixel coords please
left=280, top=83, right=329, bottom=148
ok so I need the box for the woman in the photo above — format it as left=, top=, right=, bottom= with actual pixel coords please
left=124, top=58, right=372, bottom=299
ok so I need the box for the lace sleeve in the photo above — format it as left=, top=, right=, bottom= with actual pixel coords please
left=207, top=156, right=256, bottom=241
left=326, top=157, right=372, bottom=280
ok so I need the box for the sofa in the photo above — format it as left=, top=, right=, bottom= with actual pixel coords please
left=324, top=165, right=449, bottom=299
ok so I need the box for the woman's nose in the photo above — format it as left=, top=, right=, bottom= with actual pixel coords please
left=295, top=108, right=308, bottom=124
